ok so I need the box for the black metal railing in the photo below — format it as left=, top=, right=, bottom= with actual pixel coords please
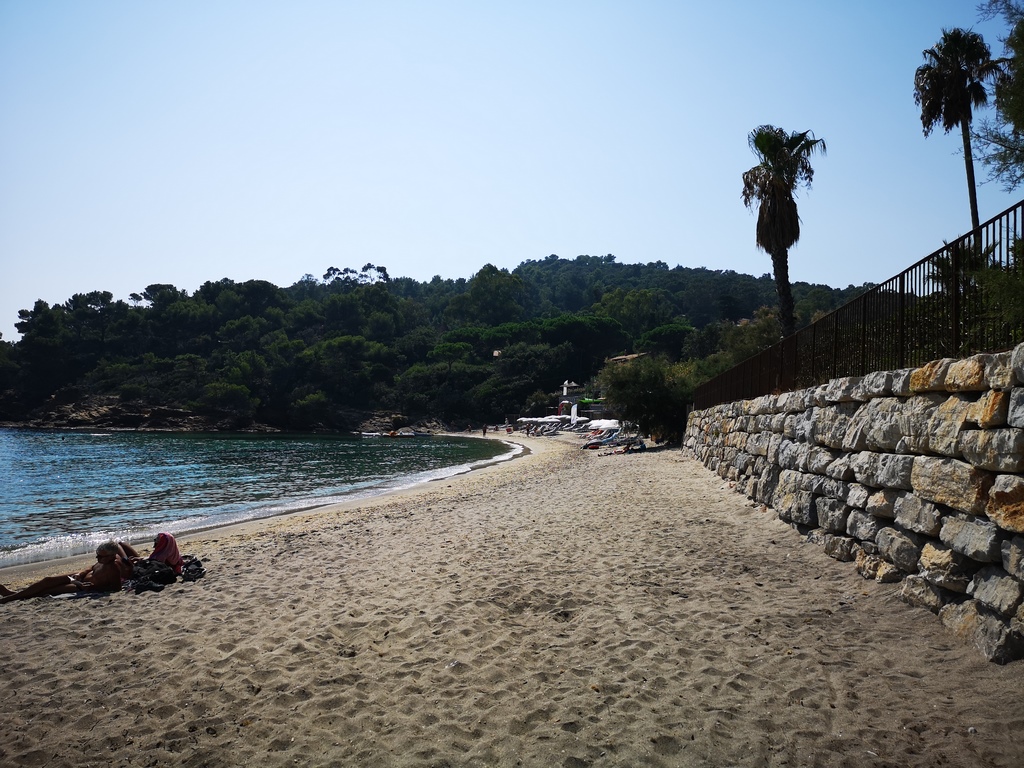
left=694, top=198, right=1024, bottom=410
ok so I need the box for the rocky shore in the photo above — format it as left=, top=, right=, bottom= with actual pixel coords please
left=0, top=392, right=449, bottom=435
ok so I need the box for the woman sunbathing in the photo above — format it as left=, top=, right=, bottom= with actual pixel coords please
left=0, top=541, right=129, bottom=603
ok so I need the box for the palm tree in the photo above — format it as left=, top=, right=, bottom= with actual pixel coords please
left=741, top=125, right=827, bottom=338
left=914, top=28, right=1005, bottom=231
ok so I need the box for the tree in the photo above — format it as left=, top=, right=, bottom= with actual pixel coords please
left=975, top=2, right=1024, bottom=190
left=741, top=125, right=827, bottom=338
left=597, top=355, right=694, bottom=442
left=914, top=28, right=1005, bottom=230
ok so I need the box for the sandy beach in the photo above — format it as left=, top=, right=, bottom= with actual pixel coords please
left=2, top=436, right=1023, bottom=768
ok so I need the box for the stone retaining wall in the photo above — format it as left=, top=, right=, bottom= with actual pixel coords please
left=683, top=344, right=1024, bottom=663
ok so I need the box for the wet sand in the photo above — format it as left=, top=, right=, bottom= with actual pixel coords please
left=1, top=436, right=1022, bottom=767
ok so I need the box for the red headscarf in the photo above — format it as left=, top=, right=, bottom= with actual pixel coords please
left=150, top=532, right=184, bottom=575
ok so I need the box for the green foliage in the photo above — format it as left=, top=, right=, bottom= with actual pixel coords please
left=428, top=342, right=473, bottom=371
left=288, top=391, right=332, bottom=429
left=975, top=3, right=1024, bottom=190
left=597, top=356, right=696, bottom=442
left=196, top=382, right=259, bottom=420
left=636, top=321, right=695, bottom=360
left=0, top=255, right=866, bottom=430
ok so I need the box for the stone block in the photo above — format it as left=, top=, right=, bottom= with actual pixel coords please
left=734, top=452, right=753, bottom=475
left=806, top=446, right=839, bottom=475
left=801, top=473, right=825, bottom=494
left=819, top=478, right=849, bottom=500
left=925, top=394, right=974, bottom=458
left=1012, top=341, right=1024, bottom=385
left=850, top=451, right=882, bottom=487
left=865, top=488, right=900, bottom=519
left=987, top=474, right=1024, bottom=534
left=855, top=549, right=882, bottom=579
left=986, top=351, right=1016, bottom=391
left=958, top=428, right=1024, bottom=472
left=967, top=390, right=1009, bottom=428
left=1002, top=535, right=1024, bottom=581
left=1009, top=388, right=1024, bottom=429
left=875, top=560, right=905, bottom=583
left=939, top=600, right=1024, bottom=664
left=939, top=513, right=1003, bottom=563
left=968, top=566, right=1024, bottom=617
left=824, top=376, right=865, bottom=403
left=856, top=550, right=903, bottom=582
left=774, top=472, right=817, bottom=526
left=824, top=453, right=857, bottom=482
left=845, top=397, right=903, bottom=452
left=877, top=454, right=915, bottom=490
left=851, top=452, right=914, bottom=489
left=746, top=432, right=770, bottom=457
left=876, top=527, right=922, bottom=573
left=919, top=542, right=978, bottom=593
left=899, top=574, right=955, bottom=614
left=793, top=411, right=817, bottom=444
left=814, top=402, right=860, bottom=449
left=891, top=368, right=915, bottom=397
left=861, top=370, right=894, bottom=398
left=911, top=358, right=955, bottom=392
left=945, top=355, right=989, bottom=392
left=893, top=492, right=943, bottom=537
left=847, top=510, right=883, bottom=542
left=799, top=388, right=817, bottom=409
left=846, top=483, right=870, bottom=509
left=911, top=456, right=995, bottom=516
left=776, top=439, right=802, bottom=471
left=824, top=535, right=858, bottom=562
left=816, top=497, right=850, bottom=534
left=898, top=393, right=946, bottom=453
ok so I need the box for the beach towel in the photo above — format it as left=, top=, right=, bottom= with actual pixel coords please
left=150, top=532, right=184, bottom=575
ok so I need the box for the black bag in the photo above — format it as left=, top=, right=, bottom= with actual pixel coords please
left=181, top=555, right=205, bottom=582
left=131, top=559, right=178, bottom=593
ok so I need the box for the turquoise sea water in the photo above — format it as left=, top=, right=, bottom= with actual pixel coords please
left=0, top=428, right=517, bottom=567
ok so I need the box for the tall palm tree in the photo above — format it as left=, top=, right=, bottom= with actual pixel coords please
left=914, top=28, right=1005, bottom=231
left=741, top=125, right=826, bottom=339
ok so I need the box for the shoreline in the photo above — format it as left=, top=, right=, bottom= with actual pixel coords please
left=2, top=435, right=1023, bottom=767
left=0, top=434, right=538, bottom=584
left=0, top=431, right=526, bottom=577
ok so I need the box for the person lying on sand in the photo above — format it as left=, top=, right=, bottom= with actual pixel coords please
left=0, top=541, right=130, bottom=603
left=120, top=532, right=185, bottom=575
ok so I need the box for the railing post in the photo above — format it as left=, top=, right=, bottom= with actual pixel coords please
left=811, top=321, right=817, bottom=383
left=860, top=296, right=867, bottom=374
left=898, top=273, right=906, bottom=369
left=951, top=240, right=962, bottom=355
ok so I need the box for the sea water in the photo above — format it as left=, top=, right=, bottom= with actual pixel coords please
left=0, top=428, right=517, bottom=567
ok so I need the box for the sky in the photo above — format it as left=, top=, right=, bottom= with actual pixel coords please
left=1, top=0, right=1021, bottom=342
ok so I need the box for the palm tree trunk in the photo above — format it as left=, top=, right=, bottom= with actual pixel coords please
left=771, top=249, right=796, bottom=338
left=961, top=121, right=981, bottom=231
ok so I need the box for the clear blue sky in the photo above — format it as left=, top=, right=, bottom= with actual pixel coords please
left=1, top=0, right=1019, bottom=341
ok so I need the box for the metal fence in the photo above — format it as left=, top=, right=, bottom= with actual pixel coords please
left=694, top=198, right=1024, bottom=410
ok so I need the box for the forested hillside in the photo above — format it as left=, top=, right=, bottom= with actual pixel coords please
left=0, top=256, right=867, bottom=431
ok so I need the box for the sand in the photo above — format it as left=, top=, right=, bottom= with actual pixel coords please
left=1, top=435, right=1023, bottom=768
